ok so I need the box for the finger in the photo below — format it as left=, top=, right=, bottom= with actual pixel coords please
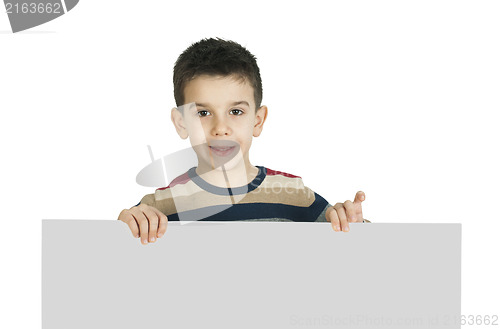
left=119, top=210, right=140, bottom=238
left=343, top=200, right=359, bottom=223
left=333, top=203, right=350, bottom=232
left=152, top=208, right=168, bottom=238
left=326, top=207, right=341, bottom=232
left=143, top=209, right=159, bottom=243
left=353, top=191, right=365, bottom=221
left=354, top=191, right=365, bottom=204
left=126, top=219, right=140, bottom=238
left=131, top=209, right=150, bottom=245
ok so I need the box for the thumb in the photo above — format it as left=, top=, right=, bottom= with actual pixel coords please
left=354, top=191, right=365, bottom=204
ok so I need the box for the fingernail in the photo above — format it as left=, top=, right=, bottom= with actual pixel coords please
left=150, top=237, right=155, bottom=242
left=135, top=234, right=139, bottom=238
left=143, top=239, right=148, bottom=244
left=335, top=226, right=340, bottom=231
left=157, top=233, right=163, bottom=238
left=344, top=226, right=349, bottom=232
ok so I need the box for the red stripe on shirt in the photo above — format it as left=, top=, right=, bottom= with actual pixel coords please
left=156, top=171, right=191, bottom=191
left=265, top=168, right=301, bottom=179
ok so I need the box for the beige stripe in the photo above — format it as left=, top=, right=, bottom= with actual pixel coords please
left=138, top=193, right=176, bottom=216
left=155, top=180, right=202, bottom=200
left=169, top=191, right=234, bottom=214
left=149, top=185, right=316, bottom=215
left=139, top=193, right=155, bottom=206
left=242, top=186, right=315, bottom=207
left=146, top=175, right=316, bottom=215
left=259, top=175, right=305, bottom=190
left=153, top=197, right=178, bottom=216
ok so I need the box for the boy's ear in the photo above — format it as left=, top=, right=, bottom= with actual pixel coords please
left=253, top=105, right=268, bottom=137
left=171, top=107, right=189, bottom=139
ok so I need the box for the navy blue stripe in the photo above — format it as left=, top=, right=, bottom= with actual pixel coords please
left=310, top=192, right=329, bottom=220
left=188, top=166, right=266, bottom=196
left=167, top=192, right=328, bottom=222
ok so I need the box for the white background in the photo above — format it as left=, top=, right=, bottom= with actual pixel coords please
left=1, top=0, right=498, bottom=327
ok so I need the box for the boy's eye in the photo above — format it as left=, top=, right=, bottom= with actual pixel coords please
left=197, top=110, right=210, bottom=117
left=230, top=109, right=244, bottom=116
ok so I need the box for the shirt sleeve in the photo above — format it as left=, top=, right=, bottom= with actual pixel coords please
left=307, top=189, right=330, bottom=222
left=134, top=193, right=156, bottom=208
left=314, top=203, right=331, bottom=222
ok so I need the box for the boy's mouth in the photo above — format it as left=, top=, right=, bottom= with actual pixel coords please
left=209, top=145, right=237, bottom=157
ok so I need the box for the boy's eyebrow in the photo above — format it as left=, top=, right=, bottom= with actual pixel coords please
left=230, top=101, right=250, bottom=107
left=194, top=102, right=210, bottom=108
left=195, top=101, right=250, bottom=108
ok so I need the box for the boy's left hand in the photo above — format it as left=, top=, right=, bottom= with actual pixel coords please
left=326, top=191, right=365, bottom=232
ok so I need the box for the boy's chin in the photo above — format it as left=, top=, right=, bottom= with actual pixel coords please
left=198, top=156, right=247, bottom=173
left=213, top=158, right=245, bottom=171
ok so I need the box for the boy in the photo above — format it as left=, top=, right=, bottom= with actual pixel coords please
left=118, top=38, right=370, bottom=245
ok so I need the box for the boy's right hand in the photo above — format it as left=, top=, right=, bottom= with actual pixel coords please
left=118, top=204, right=168, bottom=245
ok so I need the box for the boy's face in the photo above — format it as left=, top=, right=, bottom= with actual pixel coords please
left=171, top=74, right=267, bottom=172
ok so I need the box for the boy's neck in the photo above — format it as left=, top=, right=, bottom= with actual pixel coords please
left=195, top=161, right=260, bottom=188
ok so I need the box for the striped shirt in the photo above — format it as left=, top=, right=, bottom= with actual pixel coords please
left=138, top=166, right=331, bottom=222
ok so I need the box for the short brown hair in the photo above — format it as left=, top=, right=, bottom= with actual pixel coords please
left=173, top=38, right=263, bottom=109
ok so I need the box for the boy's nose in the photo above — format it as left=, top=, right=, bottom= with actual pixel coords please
left=211, top=117, right=232, bottom=136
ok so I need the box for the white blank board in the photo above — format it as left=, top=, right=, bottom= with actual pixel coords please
left=42, top=220, right=461, bottom=329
